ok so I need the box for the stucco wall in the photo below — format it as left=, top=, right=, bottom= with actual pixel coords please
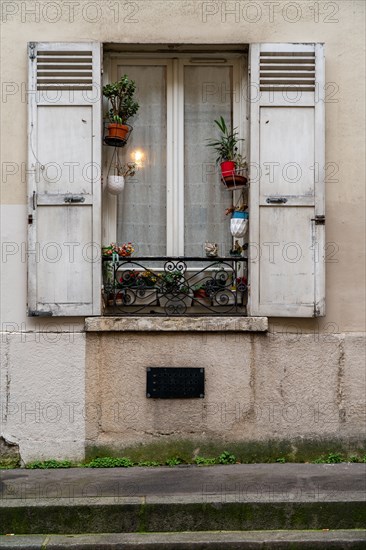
left=1, top=0, right=365, bottom=331
left=85, top=330, right=365, bottom=452
left=0, top=332, right=86, bottom=462
left=1, top=0, right=365, bottom=461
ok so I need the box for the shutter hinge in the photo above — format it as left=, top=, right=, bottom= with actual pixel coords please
left=29, top=42, right=36, bottom=61
left=313, top=305, right=321, bottom=317
left=311, top=215, right=325, bottom=225
left=28, top=309, right=53, bottom=317
left=28, top=214, right=33, bottom=224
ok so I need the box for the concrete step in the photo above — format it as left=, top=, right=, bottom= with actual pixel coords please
left=1, top=464, right=365, bottom=534
left=1, top=496, right=365, bottom=534
left=0, top=531, right=365, bottom=549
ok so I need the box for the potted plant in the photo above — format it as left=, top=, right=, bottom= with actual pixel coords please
left=103, top=74, right=140, bottom=145
left=193, top=283, right=210, bottom=307
left=107, top=162, right=137, bottom=195
left=158, top=271, right=193, bottom=309
left=118, top=270, right=159, bottom=306
left=102, top=242, right=135, bottom=258
left=206, top=116, right=247, bottom=189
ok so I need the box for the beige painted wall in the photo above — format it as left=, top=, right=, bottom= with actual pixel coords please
left=1, top=1, right=365, bottom=461
left=85, top=330, right=365, bottom=450
left=0, top=0, right=365, bottom=331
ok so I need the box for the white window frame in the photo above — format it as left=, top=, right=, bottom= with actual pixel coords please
left=102, top=52, right=248, bottom=256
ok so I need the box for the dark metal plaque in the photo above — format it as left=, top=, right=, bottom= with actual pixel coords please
left=146, top=367, right=205, bottom=399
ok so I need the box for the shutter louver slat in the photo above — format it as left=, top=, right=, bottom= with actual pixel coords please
left=260, top=52, right=316, bottom=92
left=37, top=51, right=93, bottom=90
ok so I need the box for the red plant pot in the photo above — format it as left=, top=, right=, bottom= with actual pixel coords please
left=220, top=161, right=236, bottom=178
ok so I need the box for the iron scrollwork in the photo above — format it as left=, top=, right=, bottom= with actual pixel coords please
left=102, top=256, right=247, bottom=316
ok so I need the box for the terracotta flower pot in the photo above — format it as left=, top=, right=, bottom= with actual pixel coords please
left=108, top=123, right=129, bottom=140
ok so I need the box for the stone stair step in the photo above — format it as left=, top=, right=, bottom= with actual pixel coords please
left=0, top=530, right=365, bottom=549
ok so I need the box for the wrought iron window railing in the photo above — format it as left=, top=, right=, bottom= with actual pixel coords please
left=102, top=256, right=247, bottom=316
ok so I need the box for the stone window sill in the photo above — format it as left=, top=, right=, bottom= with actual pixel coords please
left=85, top=317, right=268, bottom=332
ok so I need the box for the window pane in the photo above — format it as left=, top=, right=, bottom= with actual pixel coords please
left=184, top=66, right=233, bottom=257
left=116, top=65, right=167, bottom=256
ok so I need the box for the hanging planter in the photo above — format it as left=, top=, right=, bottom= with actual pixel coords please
left=103, top=74, right=140, bottom=147
left=206, top=116, right=248, bottom=190
left=220, top=160, right=236, bottom=178
left=107, top=174, right=125, bottom=195
left=106, top=147, right=137, bottom=196
left=230, top=211, right=249, bottom=238
left=222, top=171, right=248, bottom=191
left=104, top=122, right=132, bottom=147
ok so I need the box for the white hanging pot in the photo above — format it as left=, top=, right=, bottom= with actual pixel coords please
left=230, top=212, right=249, bottom=238
left=107, top=175, right=125, bottom=195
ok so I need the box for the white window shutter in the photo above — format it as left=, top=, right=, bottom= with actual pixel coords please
left=248, top=43, right=325, bottom=317
left=27, top=42, right=102, bottom=316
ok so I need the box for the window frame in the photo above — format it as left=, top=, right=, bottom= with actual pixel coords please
left=102, top=52, right=248, bottom=256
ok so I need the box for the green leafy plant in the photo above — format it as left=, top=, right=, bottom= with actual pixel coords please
left=348, top=455, right=361, bottom=463
left=103, top=74, right=140, bottom=125
left=217, top=451, right=236, bottom=465
left=26, top=459, right=72, bottom=469
left=165, top=457, right=183, bottom=466
left=194, top=456, right=216, bottom=465
left=206, top=116, right=244, bottom=165
left=86, top=457, right=134, bottom=468
left=119, top=270, right=158, bottom=289
left=313, top=452, right=344, bottom=464
left=275, top=457, right=286, bottom=463
left=137, top=460, right=161, bottom=467
left=312, top=456, right=326, bottom=464
left=326, top=452, right=343, bottom=463
left=158, top=271, right=188, bottom=294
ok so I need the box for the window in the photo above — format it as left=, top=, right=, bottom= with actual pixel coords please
left=27, top=42, right=325, bottom=318
left=105, top=53, right=247, bottom=257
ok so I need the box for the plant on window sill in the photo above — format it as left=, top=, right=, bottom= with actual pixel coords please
left=102, top=242, right=135, bottom=258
